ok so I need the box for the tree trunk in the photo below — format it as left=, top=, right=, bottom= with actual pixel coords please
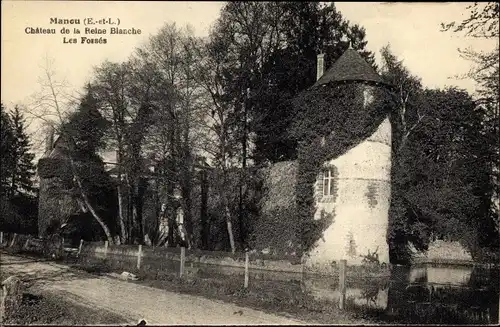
left=117, top=182, right=127, bottom=243
left=136, top=178, right=147, bottom=245
left=200, top=169, right=209, bottom=249
left=224, top=200, right=236, bottom=254
left=72, top=165, right=114, bottom=244
left=116, top=148, right=127, bottom=243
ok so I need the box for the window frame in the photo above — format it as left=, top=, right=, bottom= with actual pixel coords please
left=322, top=168, right=335, bottom=197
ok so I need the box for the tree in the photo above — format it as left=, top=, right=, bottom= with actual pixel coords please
left=0, top=104, right=38, bottom=234
left=246, top=2, right=376, bottom=164
left=380, top=44, right=423, bottom=153
left=379, top=45, right=426, bottom=262
left=199, top=1, right=377, bottom=251
left=0, top=105, right=36, bottom=198
left=194, top=27, right=245, bottom=253
left=59, top=85, right=118, bottom=242
left=441, top=1, right=499, bottom=242
left=381, top=45, right=498, bottom=262
left=1, top=105, right=15, bottom=197
left=92, top=60, right=131, bottom=243
left=27, top=58, right=116, bottom=243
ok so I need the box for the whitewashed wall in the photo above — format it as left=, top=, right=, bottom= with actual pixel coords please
left=306, top=85, right=392, bottom=266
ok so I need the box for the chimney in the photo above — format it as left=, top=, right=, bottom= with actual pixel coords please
left=45, top=126, right=54, bottom=154
left=316, top=54, right=325, bottom=81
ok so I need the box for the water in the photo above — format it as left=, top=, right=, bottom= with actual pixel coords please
left=346, top=264, right=499, bottom=324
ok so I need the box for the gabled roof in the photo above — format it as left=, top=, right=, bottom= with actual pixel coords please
left=314, top=48, right=384, bottom=86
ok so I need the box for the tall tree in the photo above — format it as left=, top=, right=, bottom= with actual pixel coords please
left=0, top=104, right=15, bottom=197
left=4, top=105, right=36, bottom=198
left=0, top=104, right=39, bottom=234
left=58, top=85, right=116, bottom=243
left=137, top=23, right=206, bottom=247
left=247, top=2, right=376, bottom=164
left=441, top=1, right=499, bottom=241
left=203, top=1, right=377, bottom=250
left=381, top=45, right=498, bottom=262
left=93, top=61, right=131, bottom=243
left=28, top=59, right=116, bottom=243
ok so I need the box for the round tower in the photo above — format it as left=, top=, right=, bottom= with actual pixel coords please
left=306, top=49, right=392, bottom=267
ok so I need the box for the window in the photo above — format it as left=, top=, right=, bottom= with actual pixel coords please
left=315, top=165, right=338, bottom=201
left=322, top=169, right=336, bottom=196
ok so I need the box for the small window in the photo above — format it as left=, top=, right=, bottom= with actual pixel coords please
left=322, top=169, right=336, bottom=196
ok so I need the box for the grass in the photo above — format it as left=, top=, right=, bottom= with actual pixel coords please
left=0, top=251, right=126, bottom=325
left=3, top=291, right=126, bottom=325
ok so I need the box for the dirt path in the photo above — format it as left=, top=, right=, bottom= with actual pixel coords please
left=1, top=252, right=306, bottom=325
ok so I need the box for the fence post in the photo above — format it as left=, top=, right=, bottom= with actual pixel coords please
left=10, top=233, right=17, bottom=247
left=180, top=247, right=185, bottom=277
left=77, top=239, right=84, bottom=257
left=300, top=255, right=306, bottom=293
left=104, top=241, right=109, bottom=259
left=61, top=237, right=65, bottom=256
left=0, top=231, right=3, bottom=245
left=244, top=251, right=249, bottom=289
left=137, top=245, right=142, bottom=270
left=339, top=259, right=347, bottom=310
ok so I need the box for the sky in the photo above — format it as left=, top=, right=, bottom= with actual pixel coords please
left=1, top=1, right=498, bottom=158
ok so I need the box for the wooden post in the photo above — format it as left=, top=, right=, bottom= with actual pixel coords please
left=104, top=240, right=109, bottom=259
left=137, top=245, right=142, bottom=270
left=77, top=239, right=84, bottom=257
left=10, top=233, right=17, bottom=247
left=0, top=231, right=3, bottom=245
left=300, top=255, right=306, bottom=293
left=244, top=251, right=249, bottom=288
left=180, top=247, right=185, bottom=277
left=339, top=259, right=347, bottom=310
left=61, top=237, right=65, bottom=256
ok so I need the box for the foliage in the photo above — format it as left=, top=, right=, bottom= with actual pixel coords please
left=0, top=194, right=38, bottom=234
left=388, top=86, right=498, bottom=262
left=204, top=167, right=262, bottom=252
left=53, top=86, right=119, bottom=241
left=291, top=83, right=393, bottom=253
left=441, top=1, right=499, bottom=240
left=210, top=2, right=377, bottom=164
left=380, top=43, right=499, bottom=263
left=0, top=104, right=36, bottom=197
left=0, top=103, right=37, bottom=234
left=60, top=86, right=110, bottom=159
left=441, top=2, right=499, bottom=39
left=1, top=104, right=15, bottom=196
left=37, top=158, right=72, bottom=179
left=249, top=161, right=300, bottom=255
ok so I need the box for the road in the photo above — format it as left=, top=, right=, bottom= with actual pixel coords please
left=1, top=252, right=307, bottom=325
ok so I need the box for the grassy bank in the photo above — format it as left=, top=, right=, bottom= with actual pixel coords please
left=3, top=291, right=126, bottom=325
left=0, top=267, right=125, bottom=325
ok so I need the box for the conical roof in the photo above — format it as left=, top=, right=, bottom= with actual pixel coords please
left=314, top=48, right=384, bottom=86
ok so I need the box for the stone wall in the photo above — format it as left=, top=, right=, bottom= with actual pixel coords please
left=413, top=240, right=473, bottom=264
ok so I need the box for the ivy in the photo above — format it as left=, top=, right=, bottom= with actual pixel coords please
left=38, top=158, right=72, bottom=179
left=290, top=82, right=394, bottom=253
